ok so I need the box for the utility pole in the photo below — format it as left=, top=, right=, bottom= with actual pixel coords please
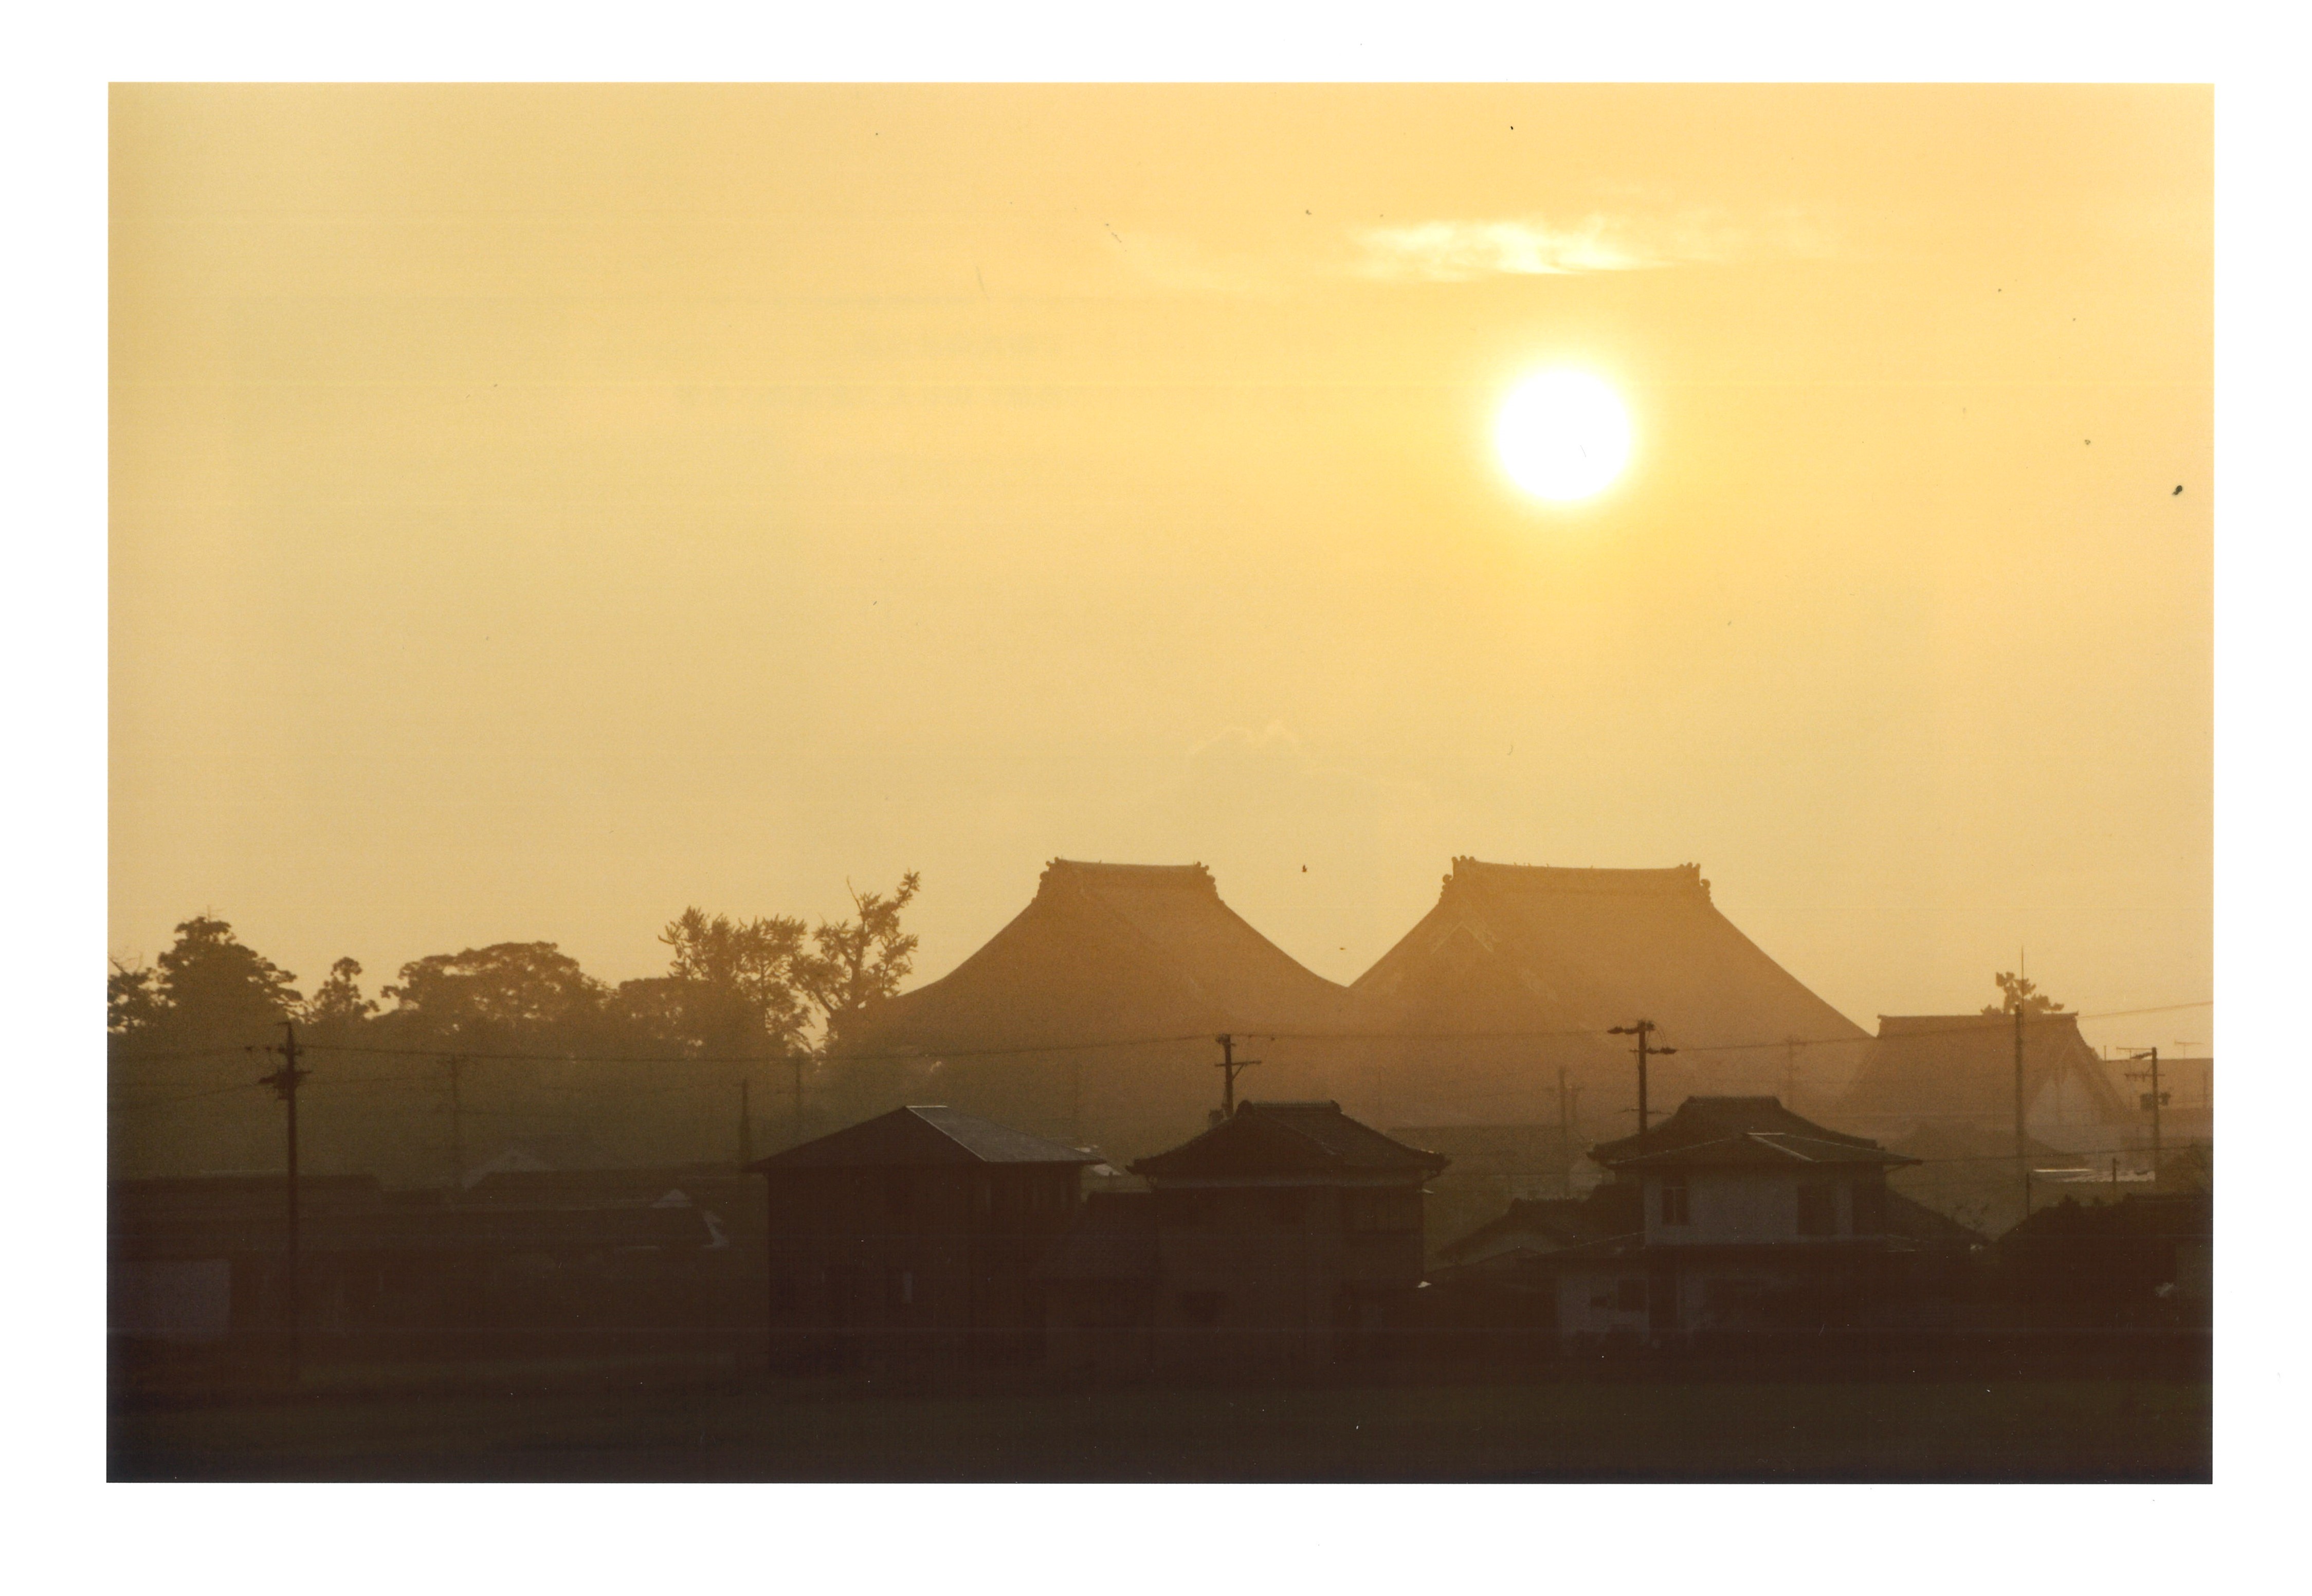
left=2126, top=1047, right=2167, bottom=1184
left=258, top=1019, right=310, bottom=1381
left=1216, top=1034, right=1260, bottom=1118
left=1556, top=1065, right=1570, bottom=1195
left=446, top=1055, right=465, bottom=1196
left=1608, top=1021, right=1676, bottom=1136
left=2012, top=1002, right=2027, bottom=1214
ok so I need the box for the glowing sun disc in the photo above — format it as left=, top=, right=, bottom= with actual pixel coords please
left=1495, top=371, right=1633, bottom=502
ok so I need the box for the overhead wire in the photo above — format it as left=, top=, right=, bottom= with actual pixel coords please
left=266, top=997, right=2209, bottom=1072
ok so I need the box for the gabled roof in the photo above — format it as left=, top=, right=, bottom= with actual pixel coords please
left=1130, top=1101, right=1450, bottom=1182
left=1883, top=1190, right=1988, bottom=1246
left=748, top=1105, right=1099, bottom=1172
left=1838, top=1010, right=2135, bottom=1127
left=1590, top=1096, right=1912, bottom=1171
left=842, top=859, right=1363, bottom=1057
left=1435, top=1186, right=1642, bottom=1264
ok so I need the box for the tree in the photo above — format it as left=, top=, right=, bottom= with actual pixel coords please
left=303, top=957, right=379, bottom=1035
left=108, top=958, right=164, bottom=1039
left=110, top=916, right=302, bottom=1051
left=1982, top=972, right=2067, bottom=1017
left=378, top=941, right=608, bottom=1050
left=645, top=907, right=811, bottom=1054
left=793, top=872, right=921, bottom=1056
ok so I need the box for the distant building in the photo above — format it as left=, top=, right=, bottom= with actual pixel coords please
left=838, top=860, right=1371, bottom=1157
left=1037, top=1101, right=1449, bottom=1374
left=747, top=1105, right=1098, bottom=1372
left=2090, top=1053, right=2213, bottom=1149
left=1837, top=1011, right=2136, bottom=1151
left=1352, top=861, right=1872, bottom=1126
left=1543, top=1097, right=1981, bottom=1346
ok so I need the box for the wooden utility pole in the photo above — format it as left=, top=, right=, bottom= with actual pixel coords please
left=1609, top=1021, right=1675, bottom=1136
left=258, top=1019, right=310, bottom=1380
left=446, top=1055, right=465, bottom=1196
left=2014, top=1002, right=2030, bottom=1217
left=1556, top=1066, right=1569, bottom=1194
left=2126, top=1047, right=2167, bottom=1184
left=1216, top=1034, right=1260, bottom=1118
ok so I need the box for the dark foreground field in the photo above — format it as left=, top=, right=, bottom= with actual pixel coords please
left=112, top=1363, right=2210, bottom=1482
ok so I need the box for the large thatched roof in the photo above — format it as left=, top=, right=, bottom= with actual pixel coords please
left=1355, top=860, right=1865, bottom=1047
left=1348, top=860, right=1870, bottom=1123
left=850, top=859, right=1361, bottom=1056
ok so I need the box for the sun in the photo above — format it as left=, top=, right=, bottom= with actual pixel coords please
left=1495, top=371, right=1633, bottom=502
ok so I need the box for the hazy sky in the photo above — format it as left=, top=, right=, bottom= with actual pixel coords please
left=110, top=85, right=2211, bottom=1052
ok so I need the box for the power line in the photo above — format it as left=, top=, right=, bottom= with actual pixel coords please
left=106, top=1043, right=278, bottom=1063
left=108, top=1080, right=272, bottom=1112
left=202, top=1000, right=2214, bottom=1074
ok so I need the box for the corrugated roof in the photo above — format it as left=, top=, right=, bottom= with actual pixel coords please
left=1130, top=1100, right=1449, bottom=1181
left=748, top=1105, right=1099, bottom=1171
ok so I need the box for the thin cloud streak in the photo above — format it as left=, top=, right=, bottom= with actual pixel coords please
left=1353, top=208, right=1837, bottom=282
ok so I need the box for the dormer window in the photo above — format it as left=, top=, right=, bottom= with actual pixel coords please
left=1660, top=1174, right=1691, bottom=1226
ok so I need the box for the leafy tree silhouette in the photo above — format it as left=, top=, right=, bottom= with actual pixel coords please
left=1982, top=971, right=2066, bottom=1017
left=302, top=957, right=379, bottom=1038
left=794, top=871, right=921, bottom=1058
left=378, top=941, right=608, bottom=1053
left=627, top=907, right=811, bottom=1056
left=111, top=916, right=302, bottom=1050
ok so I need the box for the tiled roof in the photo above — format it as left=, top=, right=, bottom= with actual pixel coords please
left=1591, top=1097, right=1910, bottom=1170
left=1435, top=1185, right=1641, bottom=1263
left=1838, top=1010, right=2135, bottom=1126
left=1883, top=1190, right=1988, bottom=1245
left=749, top=1105, right=1100, bottom=1171
left=1130, top=1101, right=1449, bottom=1181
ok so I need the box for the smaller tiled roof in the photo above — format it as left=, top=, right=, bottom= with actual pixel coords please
left=1435, top=1186, right=1640, bottom=1264
left=1130, top=1101, right=1450, bottom=1181
left=749, top=1105, right=1100, bottom=1172
left=1884, top=1190, right=1988, bottom=1246
left=1033, top=1191, right=1160, bottom=1282
left=1591, top=1096, right=1909, bottom=1171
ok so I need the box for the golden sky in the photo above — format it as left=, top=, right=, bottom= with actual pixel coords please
left=110, top=84, right=2211, bottom=1047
